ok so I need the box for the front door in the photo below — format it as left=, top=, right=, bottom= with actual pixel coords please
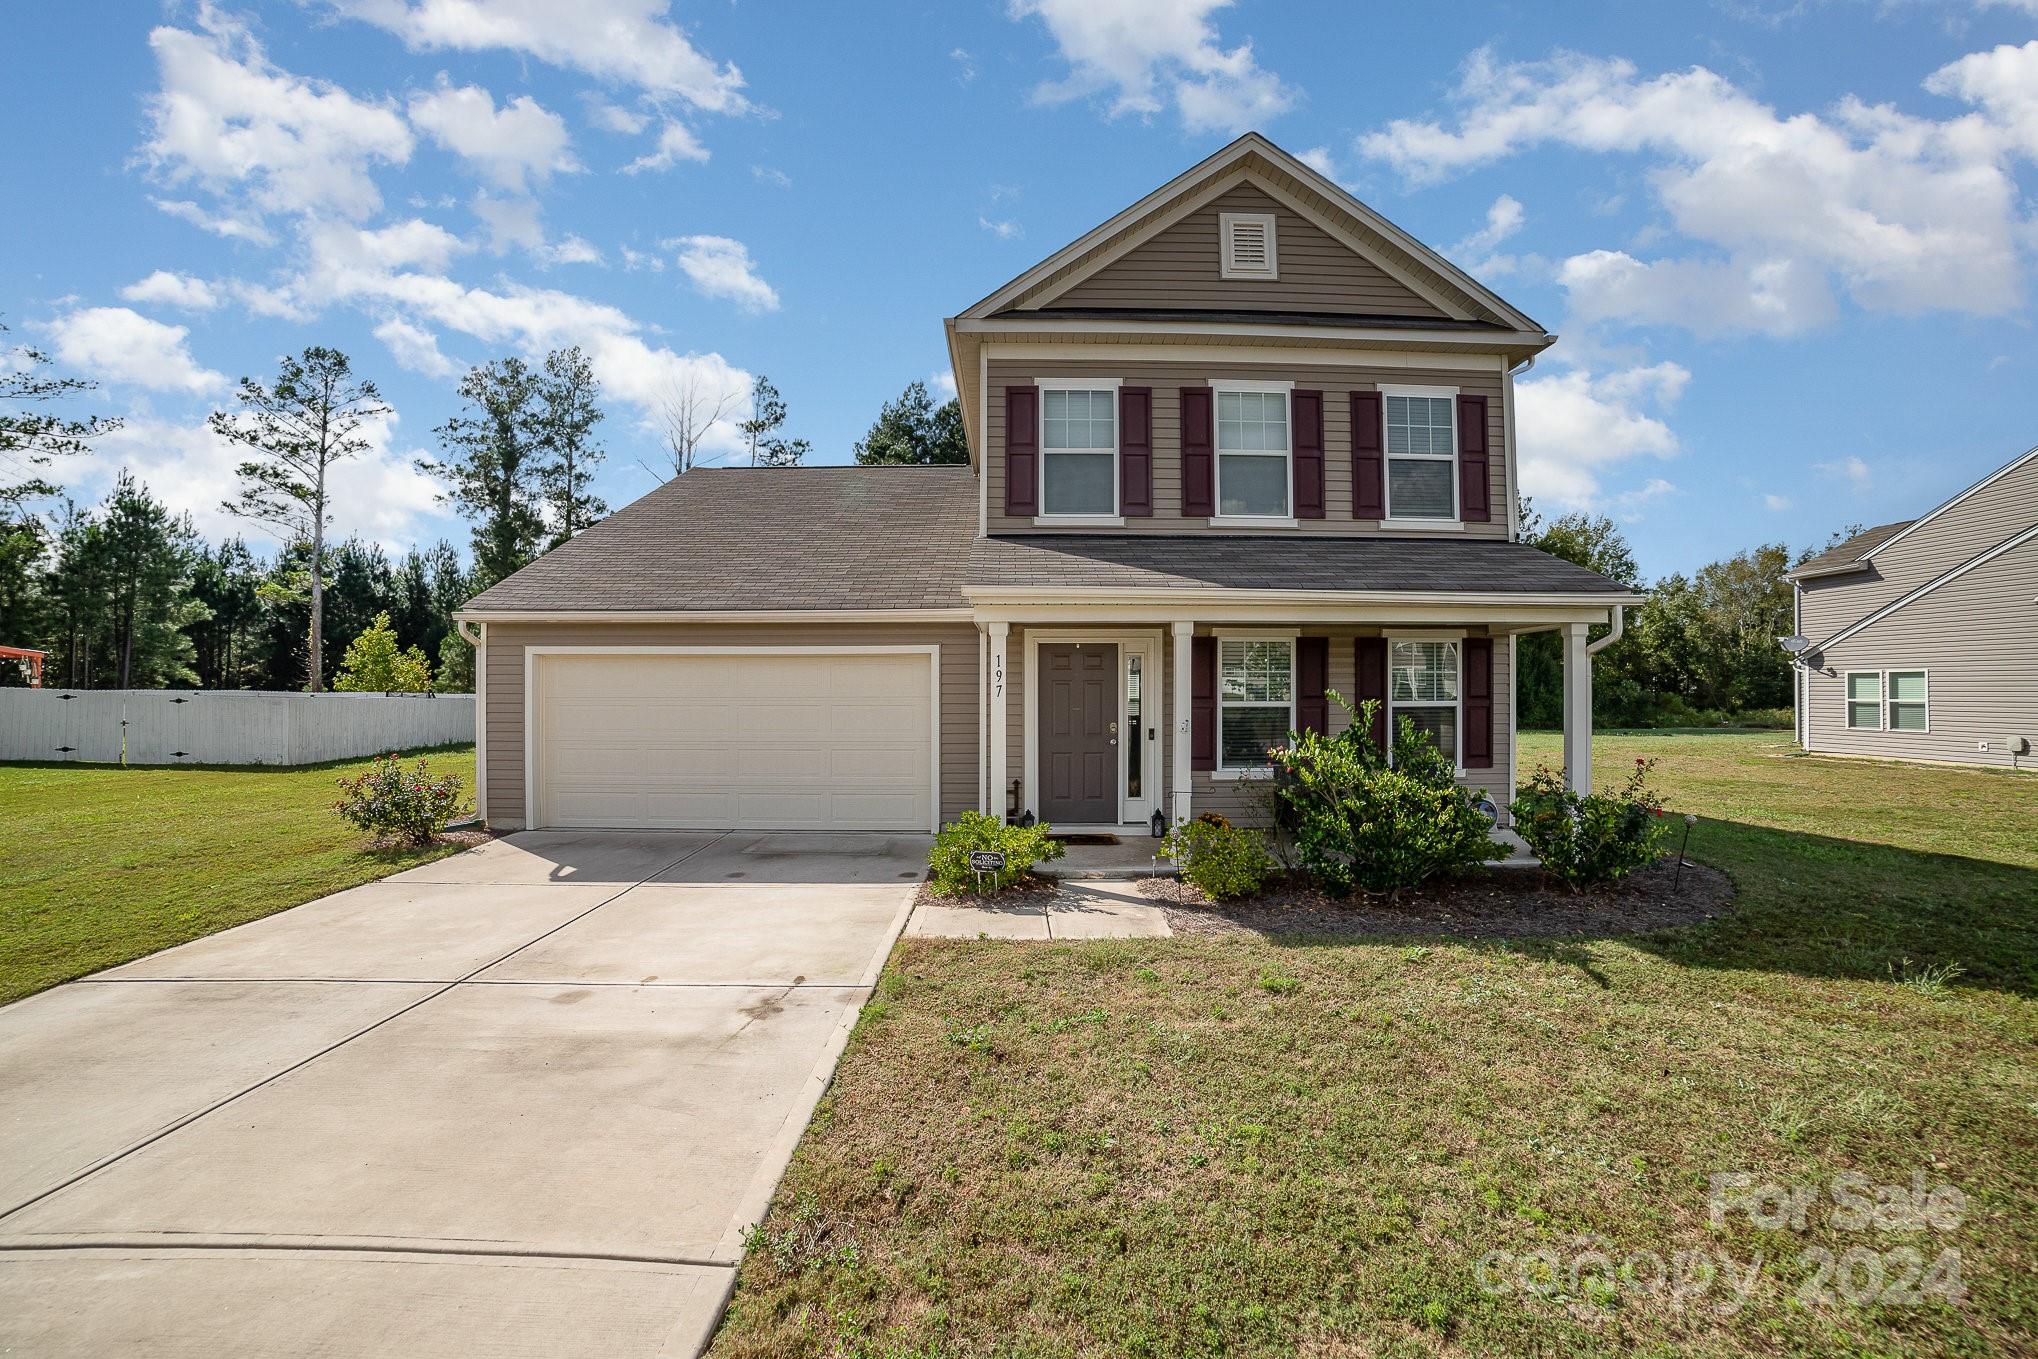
left=1037, top=643, right=1118, bottom=824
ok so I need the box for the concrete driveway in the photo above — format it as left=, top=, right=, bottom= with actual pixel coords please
left=0, top=830, right=926, bottom=1357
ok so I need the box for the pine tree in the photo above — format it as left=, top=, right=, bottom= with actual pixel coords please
left=853, top=381, right=969, bottom=465
left=536, top=346, right=608, bottom=543
left=420, top=358, right=548, bottom=588
left=737, top=375, right=809, bottom=467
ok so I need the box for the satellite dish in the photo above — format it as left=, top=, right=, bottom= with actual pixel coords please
left=1778, top=635, right=1811, bottom=654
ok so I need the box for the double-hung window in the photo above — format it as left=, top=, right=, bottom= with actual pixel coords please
left=1040, top=386, right=1116, bottom=517
left=1214, top=384, right=1290, bottom=519
left=1389, top=639, right=1461, bottom=764
left=1845, top=673, right=1883, bottom=730
left=1218, top=638, right=1293, bottom=770
left=1382, top=387, right=1458, bottom=521
left=1886, top=671, right=1928, bottom=731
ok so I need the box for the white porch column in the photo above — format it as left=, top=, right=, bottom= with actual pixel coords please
left=987, top=622, right=1010, bottom=822
left=1170, top=620, right=1194, bottom=824
left=1562, top=621, right=1593, bottom=796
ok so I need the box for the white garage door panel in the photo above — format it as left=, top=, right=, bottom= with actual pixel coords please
left=534, top=651, right=935, bottom=831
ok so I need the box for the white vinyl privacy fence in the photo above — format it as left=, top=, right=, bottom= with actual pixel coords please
left=0, top=690, right=475, bottom=766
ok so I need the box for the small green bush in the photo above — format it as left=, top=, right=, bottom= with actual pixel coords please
left=927, top=811, right=1065, bottom=894
left=1161, top=817, right=1275, bottom=901
left=1508, top=758, right=1672, bottom=892
left=333, top=756, right=467, bottom=846
left=1270, top=695, right=1502, bottom=899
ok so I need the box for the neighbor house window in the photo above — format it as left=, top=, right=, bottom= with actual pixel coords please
left=1384, top=389, right=1457, bottom=521
left=1845, top=672, right=1883, bottom=730
left=1215, top=387, right=1290, bottom=518
left=1218, top=638, right=1293, bottom=769
left=1040, top=387, right=1116, bottom=516
left=1886, top=670, right=1928, bottom=731
left=1390, top=638, right=1460, bottom=764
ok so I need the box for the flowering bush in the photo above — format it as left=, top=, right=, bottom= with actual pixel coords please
left=927, top=811, right=1065, bottom=894
left=1270, top=695, right=1503, bottom=899
left=1508, top=757, right=1672, bottom=892
left=1161, top=817, right=1275, bottom=900
left=333, top=756, right=468, bottom=846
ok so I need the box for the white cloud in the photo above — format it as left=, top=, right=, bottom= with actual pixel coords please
left=1924, top=40, right=2038, bottom=161
left=1514, top=361, right=1688, bottom=510
left=1009, top=0, right=1293, bottom=135
left=1296, top=145, right=1339, bottom=178
left=979, top=215, right=1023, bottom=240
left=151, top=197, right=277, bottom=246
left=47, top=307, right=225, bottom=395
left=1358, top=46, right=2034, bottom=333
left=324, top=0, right=748, bottom=111
left=751, top=165, right=792, bottom=189
left=538, top=235, right=603, bottom=267
left=408, top=80, right=578, bottom=191
left=951, top=47, right=977, bottom=83
left=1447, top=193, right=1525, bottom=275
left=374, top=316, right=460, bottom=378
left=81, top=409, right=443, bottom=549
left=623, top=122, right=710, bottom=173
left=120, top=271, right=220, bottom=311
left=586, top=99, right=649, bottom=135
left=620, top=246, right=666, bottom=272
left=667, top=235, right=779, bottom=312
left=470, top=191, right=545, bottom=254
left=308, top=217, right=469, bottom=274
left=1815, top=455, right=1873, bottom=486
left=930, top=369, right=958, bottom=398
left=143, top=11, right=412, bottom=223
left=1763, top=493, right=1792, bottom=511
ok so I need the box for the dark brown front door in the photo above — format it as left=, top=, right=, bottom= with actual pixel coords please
left=1038, top=643, right=1118, bottom=824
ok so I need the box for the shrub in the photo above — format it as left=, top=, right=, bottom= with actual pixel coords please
left=333, top=755, right=468, bottom=846
left=927, top=811, right=1065, bottom=894
left=1270, top=696, right=1502, bottom=899
left=1161, top=817, right=1275, bottom=901
left=1508, top=758, right=1672, bottom=892
left=334, top=611, right=434, bottom=693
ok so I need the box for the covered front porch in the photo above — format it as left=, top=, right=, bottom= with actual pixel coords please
left=974, top=605, right=1618, bottom=834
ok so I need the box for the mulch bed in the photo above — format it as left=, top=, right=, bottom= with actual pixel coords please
left=913, top=875, right=1061, bottom=911
left=1141, top=856, right=1735, bottom=940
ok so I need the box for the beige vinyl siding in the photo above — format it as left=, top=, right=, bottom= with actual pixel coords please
left=986, top=358, right=1508, bottom=536
left=482, top=621, right=980, bottom=828
left=1800, top=456, right=2038, bottom=640
left=998, top=625, right=1514, bottom=828
left=1046, top=184, right=1448, bottom=318
left=1802, top=535, right=2038, bottom=769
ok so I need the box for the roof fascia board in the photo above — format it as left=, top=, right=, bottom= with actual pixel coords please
left=965, top=586, right=1641, bottom=607
left=1861, top=445, right=2038, bottom=563
left=1810, top=522, right=2038, bottom=653
left=1783, top=559, right=1873, bottom=583
left=456, top=608, right=976, bottom=625
left=962, top=320, right=1540, bottom=351
left=971, top=600, right=1622, bottom=626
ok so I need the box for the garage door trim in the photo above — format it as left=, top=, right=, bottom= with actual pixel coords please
left=523, top=644, right=942, bottom=832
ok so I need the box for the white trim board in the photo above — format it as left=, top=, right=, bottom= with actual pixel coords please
left=1020, top=628, right=1166, bottom=827
left=521, top=644, right=941, bottom=834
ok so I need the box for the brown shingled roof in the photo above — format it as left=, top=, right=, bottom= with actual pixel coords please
left=463, top=466, right=978, bottom=613
left=1785, top=520, right=1914, bottom=581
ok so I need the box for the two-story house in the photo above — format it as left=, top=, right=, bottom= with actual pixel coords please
left=456, top=134, right=1637, bottom=834
left=1786, top=446, right=2036, bottom=770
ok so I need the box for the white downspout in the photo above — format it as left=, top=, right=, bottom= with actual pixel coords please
left=1504, top=354, right=1534, bottom=542
left=1585, top=603, right=1625, bottom=655
left=456, top=618, right=486, bottom=824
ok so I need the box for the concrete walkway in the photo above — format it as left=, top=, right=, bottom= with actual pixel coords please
left=0, top=830, right=927, bottom=1358
left=908, top=879, right=1173, bottom=940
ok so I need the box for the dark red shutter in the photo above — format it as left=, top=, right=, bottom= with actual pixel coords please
left=1352, top=390, right=1384, bottom=519
left=1181, top=387, right=1214, bottom=517
left=1003, top=385, right=1038, bottom=517
left=1463, top=636, right=1494, bottom=768
left=1119, top=386, right=1152, bottom=517
left=1296, top=636, right=1329, bottom=734
left=1355, top=637, right=1389, bottom=753
left=1292, top=389, right=1324, bottom=519
left=1457, top=393, right=1490, bottom=523
left=1191, top=635, right=1217, bottom=771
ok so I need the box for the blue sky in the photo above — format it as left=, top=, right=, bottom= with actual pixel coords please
left=2, top=0, right=2034, bottom=579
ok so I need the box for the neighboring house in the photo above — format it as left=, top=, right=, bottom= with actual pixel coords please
left=1786, top=446, right=2037, bottom=771
left=456, top=134, right=1636, bottom=834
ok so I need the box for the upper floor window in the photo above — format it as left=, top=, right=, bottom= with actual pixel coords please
left=1383, top=388, right=1458, bottom=521
left=1219, top=212, right=1278, bottom=280
left=1040, top=386, right=1116, bottom=516
left=1215, top=385, right=1290, bottom=519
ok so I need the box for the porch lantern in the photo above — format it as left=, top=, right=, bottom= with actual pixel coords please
left=1149, top=809, right=1167, bottom=838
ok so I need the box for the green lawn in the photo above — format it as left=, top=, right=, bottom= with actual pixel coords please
left=712, top=733, right=2038, bottom=1358
left=0, top=747, right=477, bottom=1006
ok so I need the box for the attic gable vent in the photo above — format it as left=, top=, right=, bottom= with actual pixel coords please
left=1219, top=211, right=1278, bottom=280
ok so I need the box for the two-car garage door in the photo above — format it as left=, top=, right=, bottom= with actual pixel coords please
left=530, top=649, right=937, bottom=831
